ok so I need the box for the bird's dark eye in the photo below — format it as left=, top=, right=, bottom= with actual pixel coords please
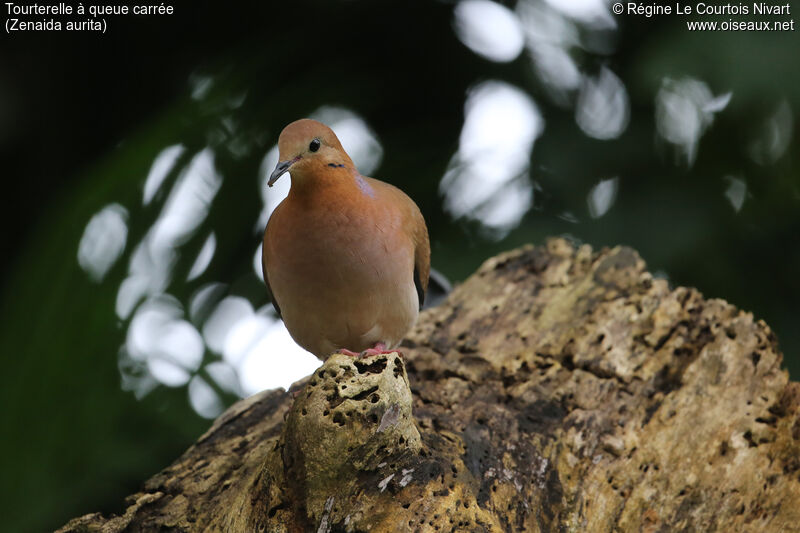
left=309, top=138, right=321, bottom=152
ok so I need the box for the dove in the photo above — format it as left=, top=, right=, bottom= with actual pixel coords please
left=262, top=119, right=430, bottom=360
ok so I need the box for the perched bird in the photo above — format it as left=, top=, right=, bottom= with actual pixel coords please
left=262, top=119, right=430, bottom=360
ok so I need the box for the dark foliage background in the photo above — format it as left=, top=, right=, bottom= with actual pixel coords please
left=1, top=1, right=797, bottom=531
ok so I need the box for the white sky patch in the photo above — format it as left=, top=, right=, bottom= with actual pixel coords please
left=227, top=91, right=247, bottom=110
left=118, top=148, right=222, bottom=319
left=656, top=78, right=731, bottom=166
left=527, top=44, right=582, bottom=95
left=587, top=177, right=619, bottom=218
left=189, top=73, right=213, bottom=101
left=116, top=240, right=176, bottom=320
left=188, top=375, right=224, bottom=419
left=724, top=176, right=747, bottom=212
left=541, top=0, right=616, bottom=30
left=239, top=319, right=321, bottom=396
left=78, top=203, right=128, bottom=282
left=749, top=100, right=794, bottom=165
left=152, top=319, right=204, bottom=373
left=576, top=68, right=629, bottom=140
left=202, top=295, right=254, bottom=355
left=703, top=92, right=732, bottom=114
left=516, top=1, right=582, bottom=103
left=143, top=144, right=184, bottom=205
left=118, top=350, right=160, bottom=400
left=126, top=296, right=204, bottom=388
left=202, top=295, right=319, bottom=395
left=253, top=243, right=263, bottom=279
left=558, top=211, right=580, bottom=224
left=189, top=282, right=227, bottom=323
left=147, top=357, right=191, bottom=387
left=187, top=232, right=216, bottom=281
left=116, top=275, right=150, bottom=319
left=224, top=312, right=274, bottom=367
left=150, top=148, right=222, bottom=251
left=517, top=0, right=579, bottom=47
left=440, top=80, right=543, bottom=237
left=205, top=361, right=242, bottom=397
left=126, top=296, right=180, bottom=360
left=454, top=0, right=525, bottom=63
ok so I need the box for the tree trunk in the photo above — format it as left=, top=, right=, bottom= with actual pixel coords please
left=58, top=239, right=800, bottom=532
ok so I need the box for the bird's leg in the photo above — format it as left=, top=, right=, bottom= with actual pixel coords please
left=359, top=342, right=402, bottom=358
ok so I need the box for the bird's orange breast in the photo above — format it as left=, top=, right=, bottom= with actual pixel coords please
left=263, top=181, right=419, bottom=359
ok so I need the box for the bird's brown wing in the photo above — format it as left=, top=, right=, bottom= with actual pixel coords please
left=412, top=209, right=430, bottom=310
left=368, top=177, right=430, bottom=310
left=262, top=212, right=282, bottom=318
left=263, top=273, right=282, bottom=318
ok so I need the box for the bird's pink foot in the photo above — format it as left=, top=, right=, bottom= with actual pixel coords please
left=336, top=344, right=402, bottom=358
left=359, top=342, right=402, bottom=358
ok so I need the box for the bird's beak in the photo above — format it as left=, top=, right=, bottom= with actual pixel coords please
left=268, top=156, right=300, bottom=187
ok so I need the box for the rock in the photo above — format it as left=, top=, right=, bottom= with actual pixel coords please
left=58, top=239, right=800, bottom=533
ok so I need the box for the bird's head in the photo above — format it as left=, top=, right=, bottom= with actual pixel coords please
left=268, top=119, right=353, bottom=187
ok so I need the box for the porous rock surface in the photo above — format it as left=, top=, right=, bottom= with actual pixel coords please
left=58, top=239, right=800, bottom=532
